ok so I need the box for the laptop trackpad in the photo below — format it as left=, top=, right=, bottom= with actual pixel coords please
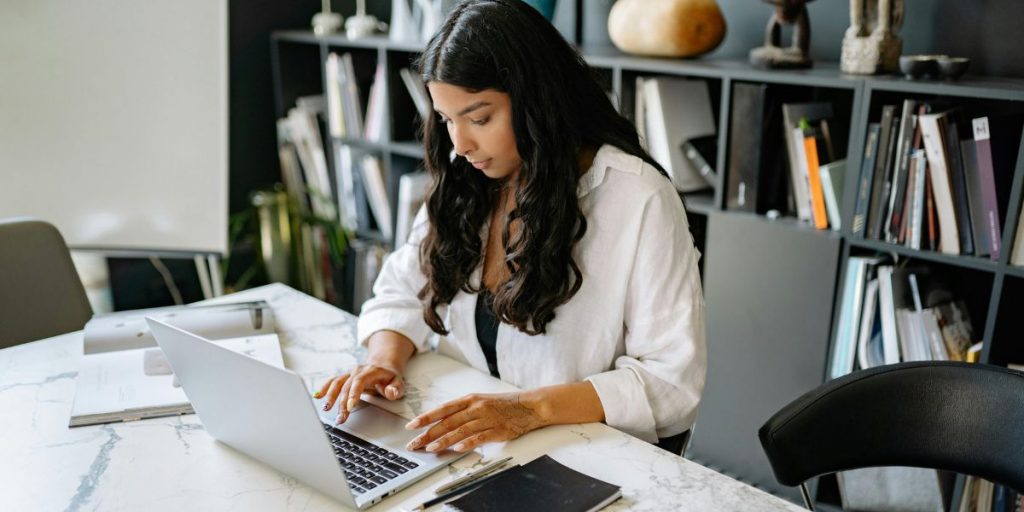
left=340, top=404, right=459, bottom=464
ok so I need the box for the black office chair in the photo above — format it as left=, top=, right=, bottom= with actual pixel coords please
left=758, top=361, right=1024, bottom=510
left=0, top=218, right=93, bottom=348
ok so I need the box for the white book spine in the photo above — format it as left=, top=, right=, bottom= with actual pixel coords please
left=919, top=114, right=960, bottom=255
left=782, top=110, right=813, bottom=222
left=908, top=150, right=927, bottom=250
left=876, top=266, right=901, bottom=364
left=820, top=163, right=841, bottom=231
left=325, top=54, right=344, bottom=138
left=857, top=278, right=880, bottom=370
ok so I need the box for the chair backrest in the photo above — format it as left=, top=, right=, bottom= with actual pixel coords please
left=759, top=361, right=1024, bottom=494
left=0, top=218, right=92, bottom=348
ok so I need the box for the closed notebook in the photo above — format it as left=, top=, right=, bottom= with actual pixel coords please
left=445, top=455, right=621, bottom=512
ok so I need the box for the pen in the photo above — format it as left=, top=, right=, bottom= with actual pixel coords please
left=413, top=463, right=519, bottom=511
left=433, top=456, right=513, bottom=495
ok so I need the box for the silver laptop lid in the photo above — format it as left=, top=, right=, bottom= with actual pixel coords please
left=146, top=318, right=358, bottom=507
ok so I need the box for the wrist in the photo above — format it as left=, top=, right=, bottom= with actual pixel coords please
left=365, top=330, right=416, bottom=375
left=520, top=388, right=554, bottom=429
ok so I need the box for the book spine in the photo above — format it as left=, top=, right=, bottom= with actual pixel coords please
left=909, top=151, right=927, bottom=250
left=972, top=117, right=1003, bottom=260
left=920, top=114, right=961, bottom=255
left=726, top=83, right=766, bottom=212
left=853, top=123, right=880, bottom=237
left=782, top=106, right=813, bottom=222
left=961, top=139, right=992, bottom=257
left=868, top=105, right=899, bottom=240
left=885, top=100, right=918, bottom=243
left=803, top=132, right=829, bottom=230
left=944, top=120, right=975, bottom=255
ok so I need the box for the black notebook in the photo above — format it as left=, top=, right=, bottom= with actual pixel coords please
left=445, top=455, right=621, bottom=512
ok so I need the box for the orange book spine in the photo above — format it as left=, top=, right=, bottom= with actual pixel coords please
left=803, top=135, right=829, bottom=230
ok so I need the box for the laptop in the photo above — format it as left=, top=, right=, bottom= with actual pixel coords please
left=146, top=318, right=467, bottom=509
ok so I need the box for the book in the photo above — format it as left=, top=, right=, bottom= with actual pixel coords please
left=875, top=265, right=901, bottom=364
left=287, top=103, right=336, bottom=221
left=820, top=159, right=846, bottom=232
left=335, top=142, right=360, bottom=232
left=642, top=77, right=716, bottom=192
left=867, top=105, right=900, bottom=240
left=444, top=455, right=621, bottom=512
left=325, top=53, right=345, bottom=138
left=907, top=150, right=927, bottom=249
left=974, top=117, right=1004, bottom=259
left=961, top=139, right=992, bottom=257
left=363, top=63, right=387, bottom=142
left=920, top=112, right=960, bottom=255
left=852, top=123, right=881, bottom=237
left=943, top=119, right=975, bottom=255
left=884, top=100, right=918, bottom=243
left=70, top=301, right=282, bottom=427
left=888, top=103, right=925, bottom=244
left=680, top=134, right=717, bottom=183
left=831, top=256, right=884, bottom=379
left=400, top=67, right=431, bottom=120
left=856, top=278, right=884, bottom=370
left=800, top=126, right=829, bottom=230
left=782, top=102, right=834, bottom=222
left=726, top=84, right=797, bottom=214
left=360, top=154, right=393, bottom=240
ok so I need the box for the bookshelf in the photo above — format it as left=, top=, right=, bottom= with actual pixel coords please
left=269, top=30, right=1024, bottom=509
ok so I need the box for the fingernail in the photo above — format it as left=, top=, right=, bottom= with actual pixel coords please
left=426, top=442, right=440, bottom=452
left=405, top=419, right=419, bottom=430
left=347, top=398, right=357, bottom=410
left=386, top=387, right=396, bottom=399
left=452, top=443, right=465, bottom=452
left=323, top=403, right=330, bottom=411
left=312, top=391, right=321, bottom=398
left=406, top=437, right=421, bottom=450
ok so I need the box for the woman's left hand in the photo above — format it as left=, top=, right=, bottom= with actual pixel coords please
left=404, top=392, right=548, bottom=453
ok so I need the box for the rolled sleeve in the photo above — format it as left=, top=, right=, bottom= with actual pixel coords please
left=590, top=184, right=707, bottom=441
left=355, top=207, right=435, bottom=353
left=586, top=367, right=659, bottom=442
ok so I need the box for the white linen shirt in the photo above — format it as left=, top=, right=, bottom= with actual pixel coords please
left=356, top=144, right=706, bottom=442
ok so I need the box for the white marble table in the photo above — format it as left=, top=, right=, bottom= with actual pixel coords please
left=0, top=283, right=803, bottom=511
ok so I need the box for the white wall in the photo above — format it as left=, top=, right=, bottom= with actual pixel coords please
left=0, top=0, right=228, bottom=254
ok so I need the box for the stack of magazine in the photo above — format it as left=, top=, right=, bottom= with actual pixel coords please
left=69, top=301, right=283, bottom=427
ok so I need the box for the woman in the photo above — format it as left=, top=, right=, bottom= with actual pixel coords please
left=316, top=0, right=705, bottom=455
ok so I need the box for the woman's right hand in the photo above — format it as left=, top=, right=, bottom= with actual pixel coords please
left=315, top=363, right=405, bottom=424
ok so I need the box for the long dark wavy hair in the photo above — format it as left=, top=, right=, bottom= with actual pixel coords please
left=415, top=0, right=669, bottom=336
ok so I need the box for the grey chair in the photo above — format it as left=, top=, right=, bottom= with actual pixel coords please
left=759, top=361, right=1024, bottom=509
left=0, top=218, right=92, bottom=348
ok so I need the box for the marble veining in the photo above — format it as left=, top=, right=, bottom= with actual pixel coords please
left=0, top=283, right=803, bottom=512
left=67, top=425, right=122, bottom=512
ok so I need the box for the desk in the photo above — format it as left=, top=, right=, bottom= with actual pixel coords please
left=0, top=284, right=802, bottom=511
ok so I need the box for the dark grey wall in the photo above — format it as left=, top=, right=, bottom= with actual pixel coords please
left=582, top=0, right=1024, bottom=77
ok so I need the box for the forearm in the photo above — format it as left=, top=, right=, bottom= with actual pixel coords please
left=364, top=330, right=417, bottom=373
left=524, top=381, right=606, bottom=428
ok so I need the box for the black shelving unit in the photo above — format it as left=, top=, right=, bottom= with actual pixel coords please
left=269, top=30, right=1024, bottom=510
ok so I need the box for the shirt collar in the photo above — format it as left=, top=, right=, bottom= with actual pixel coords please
left=577, top=144, right=643, bottom=198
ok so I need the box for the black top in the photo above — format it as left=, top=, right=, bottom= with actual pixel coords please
left=475, top=291, right=501, bottom=378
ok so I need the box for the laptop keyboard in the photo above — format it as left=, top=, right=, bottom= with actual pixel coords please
left=322, top=424, right=420, bottom=494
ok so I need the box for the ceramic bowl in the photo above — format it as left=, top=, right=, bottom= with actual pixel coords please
left=899, top=55, right=942, bottom=80
left=937, top=56, right=970, bottom=80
